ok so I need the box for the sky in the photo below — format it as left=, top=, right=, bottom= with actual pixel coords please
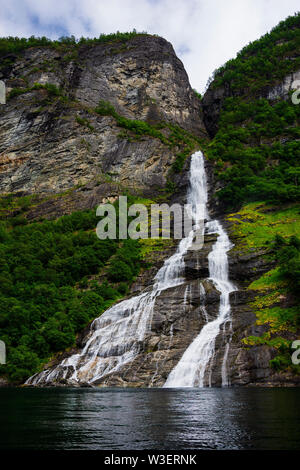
left=0, top=0, right=299, bottom=93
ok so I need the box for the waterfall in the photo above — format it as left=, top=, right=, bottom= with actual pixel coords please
left=26, top=151, right=208, bottom=386
left=163, top=217, right=236, bottom=388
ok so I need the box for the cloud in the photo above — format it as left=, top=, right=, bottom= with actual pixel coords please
left=0, top=0, right=299, bottom=92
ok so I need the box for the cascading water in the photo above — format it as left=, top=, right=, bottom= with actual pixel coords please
left=26, top=151, right=208, bottom=386
left=163, top=218, right=236, bottom=387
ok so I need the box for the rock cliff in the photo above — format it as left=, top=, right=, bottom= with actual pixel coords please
left=0, top=35, right=206, bottom=195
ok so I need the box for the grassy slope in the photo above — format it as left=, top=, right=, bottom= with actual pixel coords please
left=226, top=203, right=300, bottom=373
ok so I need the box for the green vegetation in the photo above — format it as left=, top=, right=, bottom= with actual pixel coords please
left=208, top=15, right=300, bottom=375
left=0, top=193, right=40, bottom=214
left=205, top=13, right=300, bottom=209
left=243, top=331, right=300, bottom=374
left=0, top=203, right=145, bottom=383
left=75, top=115, right=95, bottom=132
left=167, top=124, right=201, bottom=172
left=242, top=294, right=300, bottom=374
left=2, top=15, right=300, bottom=381
left=273, top=234, right=300, bottom=298
left=211, top=13, right=300, bottom=92
left=0, top=31, right=150, bottom=58
left=95, top=100, right=169, bottom=143
left=0, top=190, right=179, bottom=383
left=206, top=97, right=300, bottom=208
left=8, top=82, right=66, bottom=102
left=228, top=203, right=300, bottom=373
left=138, top=237, right=174, bottom=259
left=193, top=89, right=202, bottom=100
left=107, top=240, right=141, bottom=282
left=227, top=202, right=299, bottom=253
left=227, top=202, right=300, bottom=300
left=249, top=267, right=283, bottom=290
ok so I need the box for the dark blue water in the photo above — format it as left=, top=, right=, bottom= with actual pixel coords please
left=0, top=387, right=299, bottom=450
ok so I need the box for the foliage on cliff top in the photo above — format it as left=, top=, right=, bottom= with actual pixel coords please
left=0, top=31, right=151, bottom=58
left=205, top=13, right=300, bottom=210
left=209, top=12, right=300, bottom=92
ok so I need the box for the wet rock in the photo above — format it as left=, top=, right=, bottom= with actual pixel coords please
left=0, top=377, right=10, bottom=387
left=184, top=233, right=217, bottom=279
left=228, top=248, right=275, bottom=285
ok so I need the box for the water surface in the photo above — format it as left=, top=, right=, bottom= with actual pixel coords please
left=0, top=387, right=299, bottom=450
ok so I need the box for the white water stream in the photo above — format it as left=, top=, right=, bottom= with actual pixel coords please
left=164, top=219, right=236, bottom=387
left=27, top=151, right=235, bottom=387
left=27, top=151, right=208, bottom=385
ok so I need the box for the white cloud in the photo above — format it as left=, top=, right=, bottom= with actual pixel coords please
left=0, top=0, right=299, bottom=92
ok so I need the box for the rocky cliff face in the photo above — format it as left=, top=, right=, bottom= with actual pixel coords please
left=0, top=35, right=206, bottom=195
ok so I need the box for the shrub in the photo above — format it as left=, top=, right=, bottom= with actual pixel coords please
left=0, top=204, right=142, bottom=383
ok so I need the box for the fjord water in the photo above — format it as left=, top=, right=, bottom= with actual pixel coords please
left=1, top=387, right=300, bottom=450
